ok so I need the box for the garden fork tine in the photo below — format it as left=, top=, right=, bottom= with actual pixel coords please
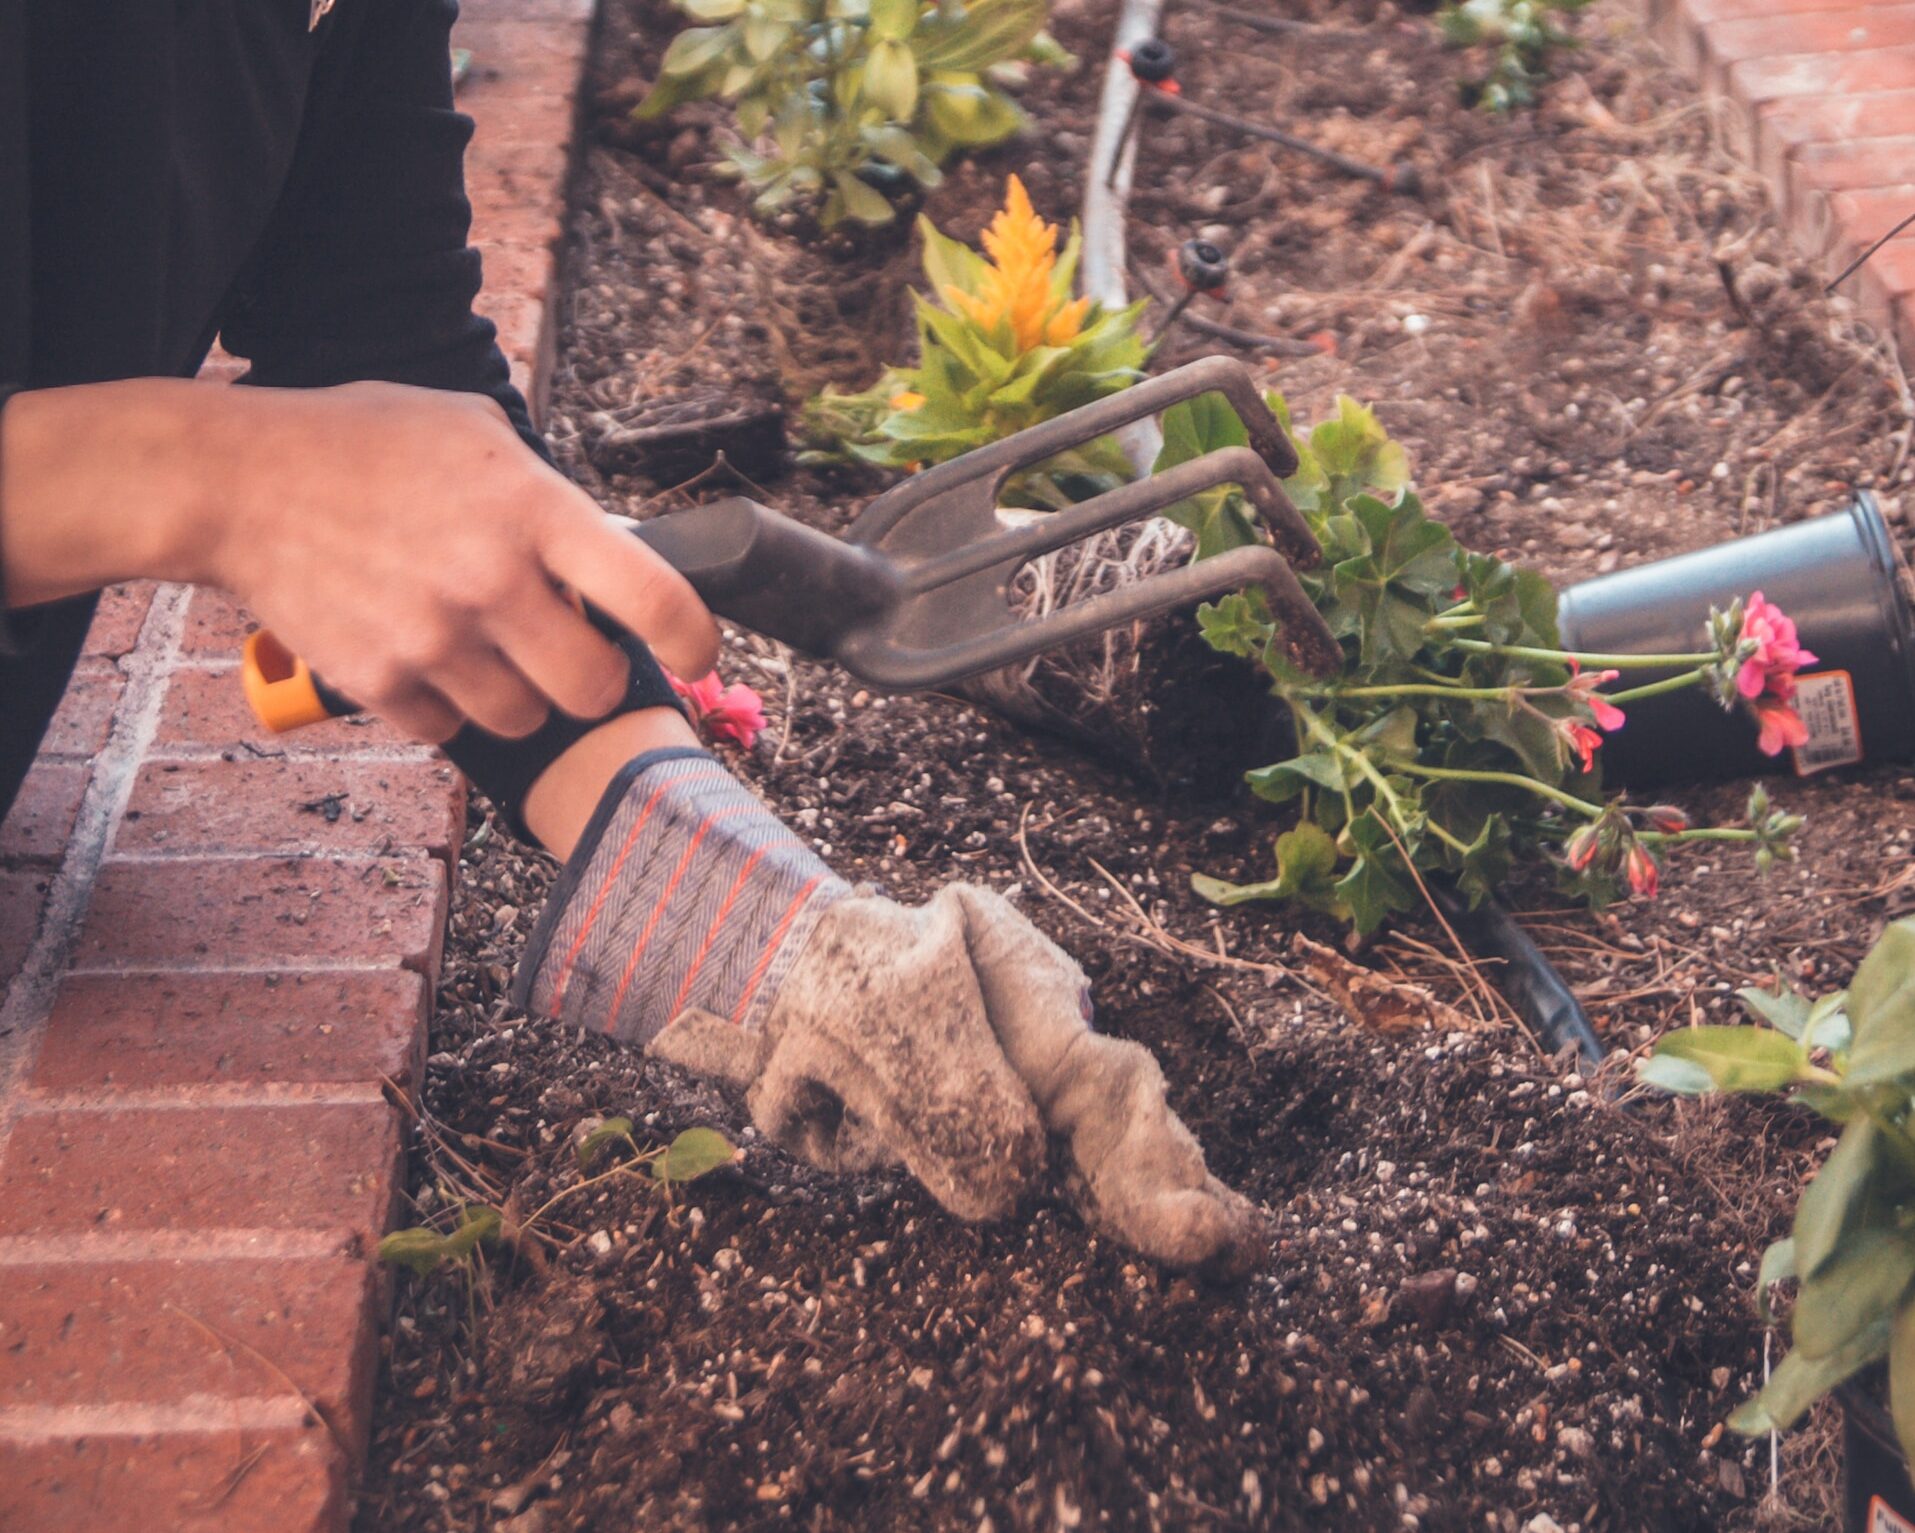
left=848, top=354, right=1301, bottom=548
left=905, top=445, right=1322, bottom=587
left=829, top=355, right=1339, bottom=690
left=238, top=357, right=1344, bottom=730
left=851, top=542, right=1340, bottom=690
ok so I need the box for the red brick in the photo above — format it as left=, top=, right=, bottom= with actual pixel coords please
left=0, top=871, right=51, bottom=991
left=40, top=660, right=126, bottom=759
left=0, top=1426, right=347, bottom=1533
left=29, top=971, right=427, bottom=1096
left=1789, top=134, right=1915, bottom=213
left=180, top=587, right=258, bottom=656
left=457, top=0, right=595, bottom=19
left=1704, top=5, right=1915, bottom=77
left=0, top=764, right=87, bottom=866
left=465, top=136, right=569, bottom=213
left=0, top=1103, right=401, bottom=1244
left=486, top=287, right=558, bottom=382
left=1817, top=182, right=1915, bottom=255
left=477, top=238, right=558, bottom=310
left=116, top=759, right=464, bottom=862
left=1689, top=0, right=1913, bottom=21
left=471, top=192, right=565, bottom=254
left=152, top=664, right=420, bottom=755
left=0, top=1257, right=377, bottom=1440
left=83, top=583, right=154, bottom=660
left=462, top=87, right=578, bottom=152
left=1874, top=241, right=1915, bottom=295
left=72, top=857, right=447, bottom=975
left=454, top=18, right=592, bottom=94
left=1732, top=44, right=1915, bottom=109
left=1753, top=86, right=1915, bottom=181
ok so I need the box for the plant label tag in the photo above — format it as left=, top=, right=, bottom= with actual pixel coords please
left=1870, top=1495, right=1915, bottom=1533
left=1790, top=669, right=1863, bottom=776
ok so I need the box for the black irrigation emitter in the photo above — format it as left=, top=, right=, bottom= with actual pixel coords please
left=1107, top=38, right=1182, bottom=188
left=1110, top=38, right=1420, bottom=195
left=1149, top=238, right=1232, bottom=344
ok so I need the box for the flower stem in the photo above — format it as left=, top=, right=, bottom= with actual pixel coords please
left=1451, top=639, right=1716, bottom=669
left=1637, top=827, right=1759, bottom=845
left=1318, top=682, right=1521, bottom=702
left=1395, top=760, right=1602, bottom=818
left=1599, top=668, right=1711, bottom=706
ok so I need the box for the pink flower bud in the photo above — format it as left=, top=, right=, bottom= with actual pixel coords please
left=1624, top=843, right=1660, bottom=899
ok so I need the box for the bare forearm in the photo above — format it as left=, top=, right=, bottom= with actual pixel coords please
left=0, top=377, right=240, bottom=606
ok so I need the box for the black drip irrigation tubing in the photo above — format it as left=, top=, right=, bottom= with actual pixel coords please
left=1128, top=256, right=1325, bottom=356
left=1139, top=90, right=1421, bottom=194
left=1428, top=883, right=1606, bottom=1070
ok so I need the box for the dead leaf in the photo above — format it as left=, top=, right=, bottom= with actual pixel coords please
left=1290, top=934, right=1483, bottom=1033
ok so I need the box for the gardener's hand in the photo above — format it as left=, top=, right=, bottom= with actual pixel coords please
left=513, top=749, right=1264, bottom=1275
left=0, top=377, right=719, bottom=743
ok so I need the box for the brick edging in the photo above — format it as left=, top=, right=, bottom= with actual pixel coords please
left=0, top=5, right=597, bottom=1528
left=1645, top=0, right=1915, bottom=361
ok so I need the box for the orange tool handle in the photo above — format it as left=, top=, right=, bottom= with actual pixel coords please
left=241, top=630, right=357, bottom=733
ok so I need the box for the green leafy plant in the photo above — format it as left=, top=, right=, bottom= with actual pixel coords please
left=1438, top=0, right=1591, bottom=111
left=803, top=174, right=1147, bottom=504
left=379, top=1122, right=738, bottom=1279
left=1642, top=919, right=1915, bottom=1467
left=636, top=0, right=1065, bottom=226
left=1175, top=392, right=1806, bottom=933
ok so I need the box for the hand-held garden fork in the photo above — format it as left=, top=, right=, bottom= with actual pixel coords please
left=242, top=356, right=1342, bottom=729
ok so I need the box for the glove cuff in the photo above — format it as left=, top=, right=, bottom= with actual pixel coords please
left=513, top=749, right=847, bottom=1042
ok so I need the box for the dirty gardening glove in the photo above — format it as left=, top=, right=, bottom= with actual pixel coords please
left=514, top=749, right=1263, bottom=1273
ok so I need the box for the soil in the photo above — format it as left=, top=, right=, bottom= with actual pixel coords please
left=357, top=0, right=1915, bottom=1527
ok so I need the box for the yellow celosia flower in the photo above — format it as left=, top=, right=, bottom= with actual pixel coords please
left=943, top=175, right=1090, bottom=353
left=889, top=390, right=927, bottom=411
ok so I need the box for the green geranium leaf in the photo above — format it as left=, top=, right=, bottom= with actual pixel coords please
left=1635, top=1054, right=1716, bottom=1096
left=1335, top=811, right=1418, bottom=935
left=1757, top=1237, right=1798, bottom=1325
left=1196, top=592, right=1275, bottom=661
left=1247, top=751, right=1350, bottom=804
left=1739, top=985, right=1814, bottom=1039
left=1794, top=1117, right=1900, bottom=1279
left=651, top=1126, right=740, bottom=1183
left=576, top=1115, right=636, bottom=1171
left=1647, top=1026, right=1810, bottom=1094
left=1892, top=1302, right=1915, bottom=1469
left=1792, top=1227, right=1915, bottom=1360
left=378, top=1206, right=502, bottom=1279
left=1842, top=918, right=1915, bottom=1086
left=1731, top=1317, right=1892, bottom=1435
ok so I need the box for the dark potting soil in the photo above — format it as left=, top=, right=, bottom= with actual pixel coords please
left=357, top=0, right=1915, bottom=1528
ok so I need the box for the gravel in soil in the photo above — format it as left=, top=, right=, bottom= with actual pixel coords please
left=358, top=0, right=1915, bottom=1527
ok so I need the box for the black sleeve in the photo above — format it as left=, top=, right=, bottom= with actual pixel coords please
left=0, top=385, right=21, bottom=654
left=218, top=0, right=545, bottom=458
left=217, top=0, right=685, bottom=842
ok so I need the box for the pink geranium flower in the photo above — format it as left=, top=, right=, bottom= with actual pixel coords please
left=1736, top=592, right=1817, bottom=704
left=1558, top=717, right=1605, bottom=773
left=669, top=670, right=767, bottom=751
left=1751, top=696, right=1810, bottom=758
left=1566, top=660, right=1626, bottom=732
